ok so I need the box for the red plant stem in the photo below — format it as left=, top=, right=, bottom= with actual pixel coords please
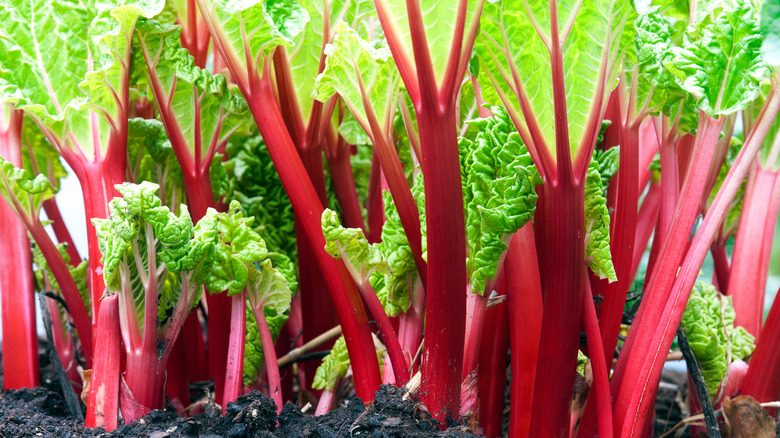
left=710, top=239, right=731, bottom=294
left=579, top=267, right=613, bottom=438
left=726, top=165, right=780, bottom=336
left=165, top=339, right=190, bottom=413
left=85, top=295, right=121, bottom=430
left=354, top=279, right=410, bottom=384
left=658, top=130, right=680, bottom=243
left=0, top=108, right=38, bottom=389
left=366, top=152, right=384, bottom=243
left=630, top=182, right=661, bottom=282
left=222, top=291, right=247, bottom=410
left=637, top=120, right=659, bottom=193
left=615, top=89, right=780, bottom=435
left=742, top=286, right=780, bottom=402
left=462, top=290, right=488, bottom=379
left=477, top=299, right=509, bottom=438
left=505, top=224, right=543, bottom=438
left=530, top=182, right=585, bottom=437
left=43, top=198, right=81, bottom=265
left=251, top=298, right=283, bottom=414
left=180, top=0, right=210, bottom=68
left=315, top=389, right=335, bottom=416
left=325, top=136, right=366, bottom=231
left=595, top=120, right=640, bottom=375
left=417, top=105, right=468, bottom=423
left=243, top=75, right=381, bottom=401
left=612, top=114, right=725, bottom=405
left=27, top=221, right=93, bottom=366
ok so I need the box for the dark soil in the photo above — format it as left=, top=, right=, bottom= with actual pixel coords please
left=0, top=383, right=477, bottom=437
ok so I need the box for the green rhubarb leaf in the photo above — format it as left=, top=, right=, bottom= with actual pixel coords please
left=313, top=22, right=400, bottom=144
left=207, top=200, right=268, bottom=296
left=379, top=1, right=480, bottom=84
left=680, top=280, right=756, bottom=398
left=338, top=112, right=372, bottom=146
left=459, top=107, right=541, bottom=294
left=243, top=306, right=287, bottom=386
left=584, top=157, right=617, bottom=282
left=0, top=0, right=163, bottom=160
left=321, top=208, right=391, bottom=282
left=476, top=0, right=636, bottom=162
left=665, top=0, right=769, bottom=117
left=134, top=19, right=251, bottom=182
left=195, top=0, right=308, bottom=87
left=761, top=0, right=780, bottom=65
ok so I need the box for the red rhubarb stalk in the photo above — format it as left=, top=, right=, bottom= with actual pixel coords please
left=0, top=106, right=38, bottom=389
left=505, top=224, right=542, bottom=438
left=579, top=266, right=613, bottom=438
left=85, top=295, right=121, bottom=430
left=43, top=199, right=82, bottom=265
left=477, top=296, right=509, bottom=438
left=742, top=286, right=780, bottom=402
left=630, top=182, right=661, bottom=281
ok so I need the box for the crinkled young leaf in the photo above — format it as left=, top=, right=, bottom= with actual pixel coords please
left=127, top=117, right=186, bottom=210
left=206, top=200, right=268, bottom=296
left=247, top=259, right=292, bottom=322
left=94, top=182, right=218, bottom=330
left=476, top=0, right=635, bottom=161
left=225, top=134, right=297, bottom=263
left=312, top=336, right=350, bottom=391
left=321, top=208, right=391, bottom=282
left=312, top=22, right=400, bottom=144
left=459, top=107, right=541, bottom=294
left=680, top=281, right=756, bottom=398
left=134, top=19, right=251, bottom=172
left=243, top=306, right=287, bottom=386
left=584, top=159, right=617, bottom=281
left=665, top=0, right=769, bottom=117
left=194, top=0, right=309, bottom=88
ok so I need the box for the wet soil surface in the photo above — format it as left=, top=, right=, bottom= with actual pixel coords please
left=0, top=384, right=477, bottom=437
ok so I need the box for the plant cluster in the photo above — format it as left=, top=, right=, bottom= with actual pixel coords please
left=0, top=0, right=779, bottom=436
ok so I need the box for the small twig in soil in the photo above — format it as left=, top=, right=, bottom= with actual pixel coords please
left=659, top=402, right=780, bottom=437
left=677, top=327, right=721, bottom=438
left=279, top=351, right=331, bottom=369
left=277, top=325, right=342, bottom=368
left=37, top=291, right=83, bottom=419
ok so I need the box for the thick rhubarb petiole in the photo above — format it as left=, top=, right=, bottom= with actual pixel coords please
left=0, top=107, right=38, bottom=389
left=416, top=105, right=468, bottom=422
left=85, top=295, right=121, bottom=430
left=477, top=297, right=509, bottom=438
left=222, top=291, right=247, bottom=409
left=726, top=165, right=780, bottom=336
left=505, top=224, right=542, bottom=438
left=742, top=286, right=780, bottom=402
left=43, top=199, right=82, bottom=265
left=631, top=182, right=661, bottom=282
left=579, top=267, right=613, bottom=438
